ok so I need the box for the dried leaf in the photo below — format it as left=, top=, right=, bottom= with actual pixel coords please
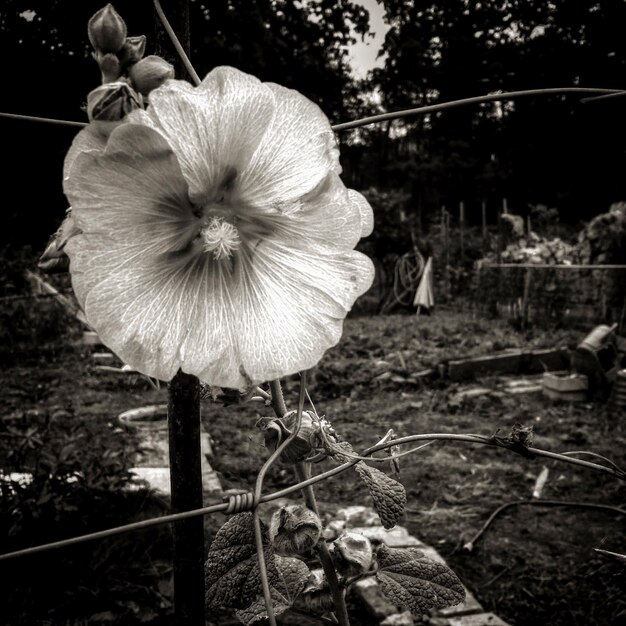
left=376, top=545, right=465, bottom=615
left=354, top=463, right=406, bottom=529
left=205, top=513, right=309, bottom=614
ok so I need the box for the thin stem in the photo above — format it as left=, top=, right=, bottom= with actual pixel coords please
left=330, top=87, right=625, bottom=131
left=153, top=0, right=201, bottom=86
left=269, top=379, right=288, bottom=418
left=296, top=462, right=350, bottom=626
left=252, top=374, right=307, bottom=626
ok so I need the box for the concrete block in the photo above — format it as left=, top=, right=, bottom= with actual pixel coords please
left=447, top=612, right=510, bottom=626
left=350, top=525, right=423, bottom=547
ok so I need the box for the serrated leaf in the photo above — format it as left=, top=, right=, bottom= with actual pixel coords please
left=354, top=462, right=407, bottom=529
left=376, top=545, right=465, bottom=616
left=235, top=555, right=310, bottom=625
left=205, top=513, right=310, bottom=614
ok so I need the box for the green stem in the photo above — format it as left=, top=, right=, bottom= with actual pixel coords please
left=269, top=379, right=288, bottom=417
left=296, top=462, right=350, bottom=626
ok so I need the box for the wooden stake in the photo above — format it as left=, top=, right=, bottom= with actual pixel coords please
left=168, top=371, right=205, bottom=626
left=154, top=2, right=205, bottom=624
left=459, top=200, right=465, bottom=258
left=502, top=197, right=508, bottom=214
left=522, top=268, right=532, bottom=330
left=481, top=199, right=487, bottom=252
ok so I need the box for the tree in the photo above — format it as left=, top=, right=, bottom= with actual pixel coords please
left=370, top=0, right=626, bottom=229
left=1, top=0, right=371, bottom=246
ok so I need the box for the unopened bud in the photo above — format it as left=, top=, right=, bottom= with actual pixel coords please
left=38, top=211, right=80, bottom=274
left=129, top=55, right=175, bottom=97
left=297, top=569, right=334, bottom=615
left=118, top=35, right=147, bottom=68
left=97, top=52, right=121, bottom=83
left=330, top=532, right=373, bottom=576
left=269, top=505, right=322, bottom=556
left=88, top=4, right=127, bottom=54
left=87, top=82, right=142, bottom=122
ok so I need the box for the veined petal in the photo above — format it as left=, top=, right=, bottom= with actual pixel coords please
left=64, top=123, right=197, bottom=255
left=145, top=68, right=276, bottom=204
left=235, top=242, right=374, bottom=386
left=182, top=241, right=374, bottom=388
left=348, top=189, right=375, bottom=238
left=237, top=82, right=340, bottom=210
left=66, top=239, right=229, bottom=381
left=271, top=173, right=374, bottom=252
left=63, top=120, right=118, bottom=181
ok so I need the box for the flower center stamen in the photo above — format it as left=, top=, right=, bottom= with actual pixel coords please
left=200, top=216, right=241, bottom=260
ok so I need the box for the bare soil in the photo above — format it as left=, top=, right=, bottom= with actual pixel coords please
left=1, top=304, right=625, bottom=625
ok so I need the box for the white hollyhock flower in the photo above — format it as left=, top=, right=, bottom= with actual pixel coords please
left=64, top=66, right=374, bottom=389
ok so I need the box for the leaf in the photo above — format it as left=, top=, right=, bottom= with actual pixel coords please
left=354, top=462, right=406, bottom=529
left=235, top=555, right=310, bottom=625
left=205, top=513, right=309, bottom=614
left=376, top=545, right=465, bottom=615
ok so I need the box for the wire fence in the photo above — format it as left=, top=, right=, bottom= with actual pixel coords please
left=474, top=264, right=626, bottom=330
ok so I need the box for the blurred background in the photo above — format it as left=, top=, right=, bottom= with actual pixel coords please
left=3, top=0, right=626, bottom=250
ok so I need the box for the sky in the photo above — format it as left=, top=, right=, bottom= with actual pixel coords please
left=348, top=0, right=389, bottom=78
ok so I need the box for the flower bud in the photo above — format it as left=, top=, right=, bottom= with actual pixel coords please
left=118, top=35, right=147, bottom=68
left=129, top=55, right=175, bottom=97
left=88, top=4, right=127, bottom=54
left=296, top=569, right=334, bottom=615
left=269, top=505, right=322, bottom=556
left=330, top=532, right=373, bottom=576
left=97, top=52, right=121, bottom=83
left=86, top=82, right=142, bottom=122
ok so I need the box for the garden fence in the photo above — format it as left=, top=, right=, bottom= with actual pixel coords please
left=474, top=263, right=626, bottom=331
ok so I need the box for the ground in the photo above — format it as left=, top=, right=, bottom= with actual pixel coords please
left=1, top=296, right=625, bottom=625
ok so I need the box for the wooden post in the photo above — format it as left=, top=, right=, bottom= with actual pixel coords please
left=522, top=267, right=532, bottom=330
left=168, top=371, right=205, bottom=626
left=502, top=197, right=508, bottom=215
left=442, top=206, right=450, bottom=300
left=459, top=200, right=465, bottom=258
left=155, top=3, right=205, bottom=624
left=481, top=199, right=487, bottom=253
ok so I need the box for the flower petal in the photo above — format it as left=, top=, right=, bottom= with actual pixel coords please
left=64, top=123, right=197, bottom=258
left=237, top=82, right=340, bottom=210
left=63, top=120, right=118, bottom=180
left=66, top=241, right=230, bottom=382
left=144, top=67, right=277, bottom=204
left=182, top=241, right=374, bottom=388
left=270, top=173, right=374, bottom=252
left=348, top=189, right=375, bottom=238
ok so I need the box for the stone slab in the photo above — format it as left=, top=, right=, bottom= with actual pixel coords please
left=350, top=525, right=424, bottom=547
left=447, top=612, right=510, bottom=626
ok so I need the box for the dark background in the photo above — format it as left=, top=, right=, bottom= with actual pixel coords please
left=3, top=0, right=626, bottom=250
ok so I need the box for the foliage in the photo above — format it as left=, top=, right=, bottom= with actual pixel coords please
left=0, top=0, right=371, bottom=248
left=0, top=407, right=173, bottom=625
left=367, top=0, right=626, bottom=225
